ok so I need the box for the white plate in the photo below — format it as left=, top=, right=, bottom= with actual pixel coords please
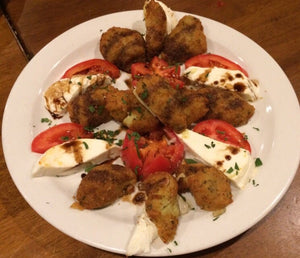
left=2, top=10, right=300, bottom=256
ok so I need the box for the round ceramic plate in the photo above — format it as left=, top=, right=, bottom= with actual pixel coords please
left=2, top=10, right=300, bottom=256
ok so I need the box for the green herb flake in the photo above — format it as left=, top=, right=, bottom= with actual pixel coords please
left=83, top=141, right=89, bottom=149
left=213, top=216, right=219, bottom=221
left=234, top=162, right=240, bottom=170
left=216, top=130, right=225, bottom=135
left=134, top=165, right=140, bottom=175
left=211, top=141, right=216, bottom=148
left=61, top=136, right=69, bottom=141
left=204, top=144, right=211, bottom=149
left=185, top=158, right=197, bottom=164
left=77, top=82, right=82, bottom=86
left=41, top=117, right=52, bottom=125
left=253, top=127, right=260, bottom=131
left=252, top=179, right=259, bottom=187
left=179, top=193, right=186, bottom=202
left=87, top=75, right=92, bottom=80
left=255, top=158, right=263, bottom=167
left=174, top=240, right=178, bottom=246
left=140, top=88, right=148, bottom=99
left=97, top=106, right=104, bottom=115
left=88, top=105, right=96, bottom=113
left=85, top=163, right=97, bottom=173
left=226, top=167, right=234, bottom=174
left=121, top=97, right=127, bottom=104
left=167, top=248, right=172, bottom=253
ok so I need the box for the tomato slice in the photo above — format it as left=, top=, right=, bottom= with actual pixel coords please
left=31, top=123, right=93, bottom=154
left=130, top=56, right=184, bottom=89
left=185, top=54, right=249, bottom=77
left=121, top=129, right=184, bottom=179
left=61, top=58, right=120, bottom=79
left=193, top=119, right=251, bottom=152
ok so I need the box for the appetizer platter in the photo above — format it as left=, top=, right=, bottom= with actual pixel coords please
left=2, top=0, right=300, bottom=256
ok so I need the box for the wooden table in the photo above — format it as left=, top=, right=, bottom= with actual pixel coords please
left=1, top=0, right=299, bottom=257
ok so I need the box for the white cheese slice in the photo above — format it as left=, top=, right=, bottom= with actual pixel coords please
left=44, top=74, right=112, bottom=118
left=184, top=66, right=259, bottom=101
left=155, top=0, right=178, bottom=34
left=126, top=211, right=158, bottom=256
left=32, top=139, right=120, bottom=177
left=177, top=129, right=254, bottom=189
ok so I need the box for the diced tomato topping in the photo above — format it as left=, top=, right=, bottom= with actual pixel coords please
left=61, top=58, right=120, bottom=79
left=185, top=53, right=249, bottom=77
left=130, top=56, right=184, bottom=89
left=31, top=123, right=93, bottom=154
left=121, top=129, right=184, bottom=180
left=193, top=119, right=251, bottom=152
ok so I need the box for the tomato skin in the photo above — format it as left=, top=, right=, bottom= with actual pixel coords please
left=121, top=129, right=184, bottom=180
left=61, top=59, right=120, bottom=79
left=185, top=54, right=249, bottom=77
left=193, top=119, right=251, bottom=152
left=31, top=123, right=93, bottom=154
left=130, top=56, right=184, bottom=89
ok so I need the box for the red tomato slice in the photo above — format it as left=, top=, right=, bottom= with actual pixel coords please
left=193, top=119, right=251, bottom=152
left=61, top=59, right=120, bottom=79
left=121, top=131, right=144, bottom=175
left=185, top=54, right=249, bottom=77
left=131, top=62, right=153, bottom=78
left=31, top=123, right=93, bottom=154
left=121, top=129, right=184, bottom=180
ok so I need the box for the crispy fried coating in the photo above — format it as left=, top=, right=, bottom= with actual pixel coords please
left=161, top=15, right=207, bottom=64
left=134, top=74, right=209, bottom=133
left=142, top=172, right=180, bottom=243
left=177, top=163, right=232, bottom=211
left=105, top=88, right=161, bottom=134
left=100, top=27, right=146, bottom=72
left=143, top=0, right=167, bottom=60
left=68, top=85, right=115, bottom=128
left=76, top=164, right=137, bottom=209
left=196, top=86, right=255, bottom=127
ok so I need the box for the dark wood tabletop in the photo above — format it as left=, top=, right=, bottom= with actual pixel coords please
left=0, top=0, right=299, bottom=257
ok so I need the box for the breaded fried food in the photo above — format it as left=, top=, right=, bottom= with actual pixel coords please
left=134, top=74, right=209, bottom=133
left=76, top=164, right=137, bottom=209
left=143, top=0, right=167, bottom=60
left=176, top=163, right=232, bottom=211
left=105, top=88, right=161, bottom=133
left=100, top=27, right=146, bottom=72
left=68, top=85, right=115, bottom=128
left=196, top=86, right=255, bottom=127
left=161, top=15, right=207, bottom=64
left=142, top=171, right=180, bottom=243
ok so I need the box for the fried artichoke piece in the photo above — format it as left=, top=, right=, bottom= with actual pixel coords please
left=196, top=86, right=255, bottom=127
left=142, top=171, right=180, bottom=243
left=161, top=15, right=207, bottom=64
left=177, top=163, right=233, bottom=211
left=134, top=74, right=209, bottom=133
left=100, top=27, right=146, bottom=72
left=68, top=85, right=115, bottom=128
left=143, top=0, right=167, bottom=60
left=76, top=164, right=137, bottom=209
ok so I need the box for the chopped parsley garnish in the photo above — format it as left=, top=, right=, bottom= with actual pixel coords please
left=84, top=163, right=97, bottom=173
left=140, top=88, right=148, bottom=99
left=226, top=167, right=234, bottom=174
left=61, top=136, right=69, bottom=141
left=234, top=162, right=240, bottom=170
left=41, top=117, right=52, bottom=125
left=216, top=130, right=225, bottom=135
left=213, top=216, right=219, bottom=221
left=87, top=75, right=92, bottom=80
left=93, top=129, right=121, bottom=145
left=77, top=82, right=82, bottom=86
left=252, top=179, right=259, bottom=187
left=82, top=141, right=89, bottom=149
left=185, top=158, right=197, bottom=164
left=88, top=105, right=96, bottom=113
left=121, top=97, right=127, bottom=104
left=253, top=127, right=260, bottom=131
left=255, top=158, right=263, bottom=167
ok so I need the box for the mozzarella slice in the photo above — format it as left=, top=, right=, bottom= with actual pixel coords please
left=32, top=139, right=120, bottom=177
left=126, top=211, right=158, bottom=256
left=44, top=74, right=112, bottom=118
left=184, top=66, right=259, bottom=101
left=177, top=129, right=254, bottom=189
left=155, top=0, right=178, bottom=34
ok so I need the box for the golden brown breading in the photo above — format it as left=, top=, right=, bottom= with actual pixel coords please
left=161, top=15, right=207, bottom=64
left=176, top=163, right=232, bottom=211
left=100, top=27, right=146, bottom=72
left=143, top=0, right=167, bottom=60
left=196, top=86, right=255, bottom=127
left=142, top=172, right=180, bottom=243
left=76, top=164, right=137, bottom=209
left=67, top=85, right=115, bottom=128
left=134, top=74, right=209, bottom=133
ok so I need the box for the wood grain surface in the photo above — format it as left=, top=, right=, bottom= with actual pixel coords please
left=0, top=0, right=299, bottom=257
